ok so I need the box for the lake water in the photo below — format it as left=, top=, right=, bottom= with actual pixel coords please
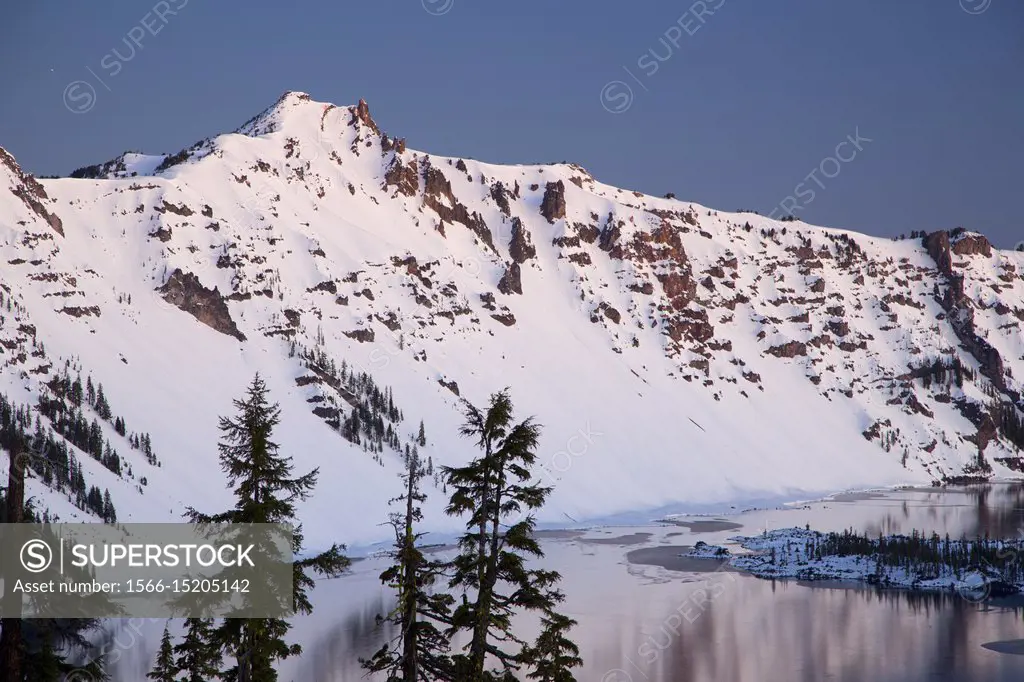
left=111, top=484, right=1024, bottom=681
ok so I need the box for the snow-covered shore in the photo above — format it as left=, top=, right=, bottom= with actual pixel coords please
left=687, top=527, right=1024, bottom=598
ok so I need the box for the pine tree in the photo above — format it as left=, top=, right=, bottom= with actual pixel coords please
left=442, top=389, right=579, bottom=680
left=0, top=439, right=27, bottom=680
left=102, top=489, right=116, bottom=523
left=521, top=611, right=583, bottom=681
left=147, top=627, right=178, bottom=682
left=362, top=453, right=454, bottom=681
left=95, top=384, right=112, bottom=421
left=70, top=375, right=83, bottom=407
left=186, top=374, right=350, bottom=682
left=418, top=420, right=427, bottom=447
left=174, top=618, right=223, bottom=682
left=21, top=634, right=62, bottom=682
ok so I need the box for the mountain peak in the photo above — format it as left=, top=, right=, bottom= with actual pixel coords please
left=0, top=95, right=1022, bottom=544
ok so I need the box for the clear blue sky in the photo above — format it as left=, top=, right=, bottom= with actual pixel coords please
left=1, top=0, right=1021, bottom=246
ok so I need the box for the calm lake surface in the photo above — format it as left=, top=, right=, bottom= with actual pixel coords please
left=112, top=484, right=1024, bottom=681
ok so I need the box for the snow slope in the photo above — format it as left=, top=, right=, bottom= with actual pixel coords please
left=1, top=92, right=1022, bottom=549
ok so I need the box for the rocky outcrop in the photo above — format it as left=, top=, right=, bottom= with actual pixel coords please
left=307, top=280, right=338, bottom=294
left=154, top=200, right=194, bottom=216
left=381, top=135, right=407, bottom=155
left=489, top=181, right=512, bottom=216
left=157, top=268, right=245, bottom=341
left=657, top=272, right=696, bottom=306
left=508, top=218, right=536, bottom=263
left=923, top=229, right=1011, bottom=395
left=950, top=230, right=992, bottom=258
left=497, top=262, right=523, bottom=295
left=1, top=146, right=64, bottom=236
left=767, top=341, right=808, bottom=359
left=628, top=281, right=654, bottom=295
left=923, top=231, right=954, bottom=277
left=383, top=157, right=419, bottom=196
left=344, top=328, right=375, bottom=343
left=423, top=164, right=495, bottom=251
left=598, top=219, right=621, bottom=253
left=664, top=309, right=714, bottom=343
left=58, top=306, right=101, bottom=318
left=438, top=378, right=460, bottom=396
left=491, top=312, right=516, bottom=326
left=351, top=98, right=380, bottom=136
left=540, top=180, right=566, bottom=223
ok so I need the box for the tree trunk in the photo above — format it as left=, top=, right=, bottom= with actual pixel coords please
left=0, top=447, right=26, bottom=682
left=237, top=625, right=252, bottom=682
left=401, top=465, right=418, bottom=681
left=469, top=441, right=496, bottom=678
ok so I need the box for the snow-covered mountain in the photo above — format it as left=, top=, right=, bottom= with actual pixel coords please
left=2, top=91, right=1022, bottom=548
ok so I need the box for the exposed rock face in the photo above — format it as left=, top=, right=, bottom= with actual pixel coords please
left=657, top=272, right=695, bottom=306
left=497, top=262, right=523, bottom=295
left=384, top=157, right=419, bottom=197
left=598, top=215, right=628, bottom=254
left=344, top=328, right=375, bottom=343
left=308, top=280, right=338, bottom=294
left=381, top=135, right=407, bottom=155
left=489, top=181, right=512, bottom=216
left=438, top=378, right=460, bottom=396
left=508, top=218, right=536, bottom=264
left=491, top=312, right=516, bottom=326
left=157, top=268, right=246, bottom=341
left=568, top=252, right=591, bottom=266
left=422, top=164, right=495, bottom=251
left=828, top=320, right=850, bottom=337
left=955, top=398, right=999, bottom=454
left=154, top=200, right=194, bottom=216
left=351, top=98, right=380, bottom=135
left=540, top=180, right=566, bottom=223
left=1, top=146, right=64, bottom=236
left=923, top=229, right=1012, bottom=396
left=950, top=230, right=993, bottom=258
left=664, top=309, right=714, bottom=343
left=58, top=306, right=101, bottom=318
left=767, top=341, right=808, bottom=358
left=923, top=231, right=954, bottom=277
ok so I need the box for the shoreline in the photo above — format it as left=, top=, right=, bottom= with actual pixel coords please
left=340, top=479, right=1024, bottom=557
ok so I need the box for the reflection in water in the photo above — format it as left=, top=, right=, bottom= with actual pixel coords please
left=276, top=484, right=1024, bottom=681
left=862, top=483, right=1024, bottom=542
left=608, top=582, right=1024, bottom=682
left=293, top=595, right=396, bottom=681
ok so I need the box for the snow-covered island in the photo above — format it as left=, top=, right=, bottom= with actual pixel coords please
left=688, top=528, right=1024, bottom=598
left=685, top=540, right=732, bottom=559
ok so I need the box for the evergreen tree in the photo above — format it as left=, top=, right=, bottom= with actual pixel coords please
left=0, top=439, right=27, bottom=680
left=174, top=618, right=223, bottom=682
left=70, top=375, right=83, bottom=407
left=362, top=453, right=454, bottom=681
left=95, top=384, right=112, bottom=421
left=102, top=489, right=116, bottom=523
left=417, top=420, right=427, bottom=447
left=521, top=611, right=583, bottom=682
left=147, top=627, right=177, bottom=682
left=185, top=374, right=350, bottom=682
left=21, top=635, right=62, bottom=682
left=442, top=389, right=579, bottom=680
